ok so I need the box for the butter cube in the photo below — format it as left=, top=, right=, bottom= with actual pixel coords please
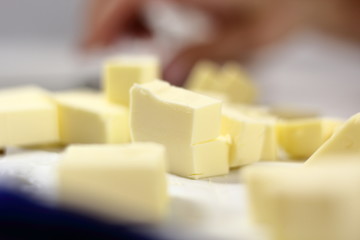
left=185, top=61, right=257, bottom=104
left=56, top=90, right=129, bottom=144
left=260, top=120, right=279, bottom=161
left=0, top=86, right=59, bottom=147
left=190, top=136, right=230, bottom=179
left=192, top=89, right=230, bottom=102
left=270, top=105, right=319, bottom=119
left=306, top=113, right=359, bottom=166
left=243, top=165, right=360, bottom=240
left=58, top=143, right=168, bottom=223
left=242, top=163, right=302, bottom=225
left=185, top=61, right=219, bottom=91
left=226, top=104, right=272, bottom=118
left=221, top=106, right=266, bottom=167
left=277, top=118, right=343, bottom=159
left=228, top=104, right=279, bottom=161
left=217, top=62, right=257, bottom=104
left=131, top=80, right=226, bottom=178
left=104, top=56, right=159, bottom=106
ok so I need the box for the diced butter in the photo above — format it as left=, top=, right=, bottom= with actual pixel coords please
left=306, top=113, right=359, bottom=166
left=0, top=86, right=59, bottom=147
left=56, top=90, right=129, bottom=144
left=217, top=62, right=257, bottom=104
left=185, top=61, right=257, bottom=104
left=243, top=165, right=360, bottom=240
left=104, top=56, right=159, bottom=106
left=242, top=163, right=302, bottom=225
left=190, top=136, right=230, bottom=179
left=225, top=104, right=272, bottom=119
left=260, top=120, right=279, bottom=161
left=270, top=105, right=319, bottom=119
left=130, top=80, right=226, bottom=178
left=277, top=118, right=343, bottom=160
left=58, top=143, right=168, bottom=223
left=192, top=89, right=230, bottom=102
left=224, top=104, right=278, bottom=161
left=185, top=61, right=219, bottom=91
left=221, top=106, right=266, bottom=167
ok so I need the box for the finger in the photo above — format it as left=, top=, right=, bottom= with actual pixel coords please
left=164, top=29, right=251, bottom=86
left=165, top=0, right=297, bottom=86
left=128, top=16, right=153, bottom=38
left=172, top=0, right=268, bottom=20
left=82, top=0, right=143, bottom=49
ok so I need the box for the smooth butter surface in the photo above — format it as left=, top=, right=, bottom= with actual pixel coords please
left=277, top=118, right=343, bottom=159
left=186, top=61, right=257, bottom=104
left=242, top=163, right=302, bottom=225
left=190, top=136, right=230, bottom=179
left=306, top=113, right=359, bottom=166
left=218, top=62, right=257, bottom=104
left=227, top=104, right=278, bottom=161
left=185, top=61, right=219, bottom=91
left=131, top=80, right=226, bottom=178
left=243, top=164, right=360, bottom=240
left=221, top=106, right=268, bottom=167
left=104, top=56, right=159, bottom=106
left=58, top=143, right=168, bottom=223
left=56, top=90, right=129, bottom=144
left=0, top=86, right=59, bottom=147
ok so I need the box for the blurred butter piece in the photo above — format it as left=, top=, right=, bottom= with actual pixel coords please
left=277, top=118, right=343, bottom=160
left=243, top=164, right=360, bottom=240
left=185, top=61, right=219, bottom=90
left=0, top=86, right=59, bottom=147
left=104, top=56, right=159, bottom=106
left=131, top=80, right=227, bottom=179
left=56, top=90, right=129, bottom=144
left=58, top=143, right=168, bottom=223
left=186, top=61, right=257, bottom=104
left=218, top=62, right=257, bottom=104
left=242, top=163, right=302, bottom=225
left=306, top=113, right=360, bottom=166
left=260, top=119, right=279, bottom=161
left=270, top=105, right=319, bottom=119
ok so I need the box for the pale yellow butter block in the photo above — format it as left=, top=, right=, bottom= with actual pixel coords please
left=242, top=163, right=302, bottom=225
left=186, top=61, right=257, bottom=104
left=243, top=164, right=360, bottom=240
left=0, top=86, right=59, bottom=147
left=185, top=61, right=219, bottom=91
left=58, top=143, right=168, bottom=223
left=226, top=104, right=272, bottom=118
left=192, top=89, right=230, bottom=102
left=221, top=106, right=266, bottom=167
left=227, top=104, right=278, bottom=161
left=56, top=90, right=129, bottom=144
left=216, top=62, right=257, bottom=104
left=190, top=136, right=230, bottom=179
left=260, top=121, right=279, bottom=161
left=306, top=113, right=359, bottom=166
left=277, top=118, right=343, bottom=160
left=130, top=80, right=225, bottom=178
left=104, top=56, right=159, bottom=106
left=270, top=105, right=319, bottom=119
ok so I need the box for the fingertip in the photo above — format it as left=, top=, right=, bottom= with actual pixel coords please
left=164, top=59, right=195, bottom=86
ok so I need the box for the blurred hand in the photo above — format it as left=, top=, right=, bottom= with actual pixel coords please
left=82, top=0, right=299, bottom=85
